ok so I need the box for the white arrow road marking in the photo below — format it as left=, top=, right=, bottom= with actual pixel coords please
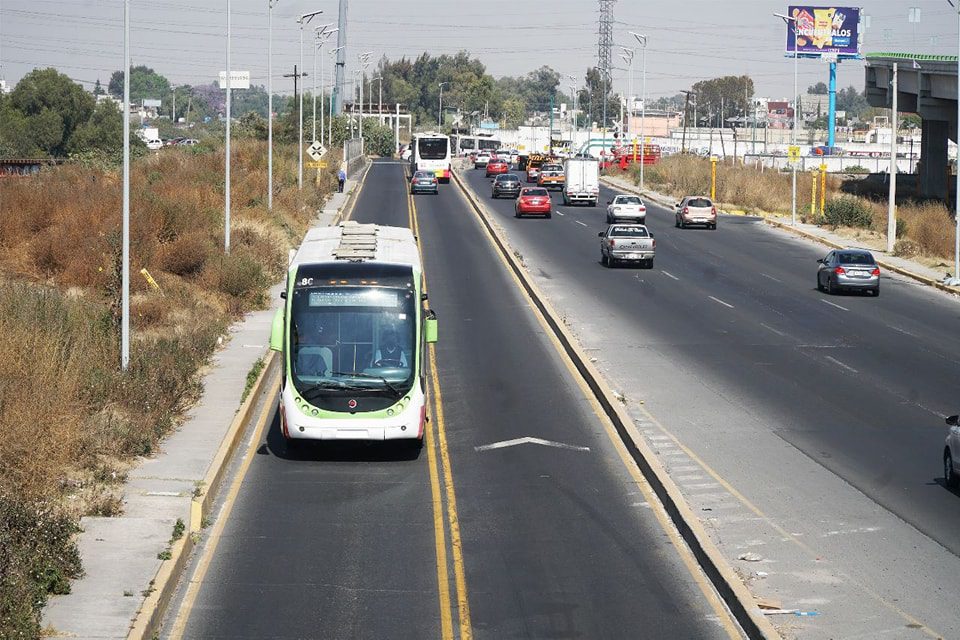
left=474, top=436, right=590, bottom=452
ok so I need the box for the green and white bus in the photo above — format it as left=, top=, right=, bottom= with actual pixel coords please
left=270, top=222, right=437, bottom=444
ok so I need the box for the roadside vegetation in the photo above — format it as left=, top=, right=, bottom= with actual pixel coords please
left=0, top=138, right=331, bottom=638
left=619, top=155, right=957, bottom=266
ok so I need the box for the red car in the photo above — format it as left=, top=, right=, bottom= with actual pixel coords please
left=515, top=187, right=552, bottom=218
left=486, top=159, right=509, bottom=177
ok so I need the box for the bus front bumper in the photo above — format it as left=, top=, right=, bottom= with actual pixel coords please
left=280, top=391, right=426, bottom=441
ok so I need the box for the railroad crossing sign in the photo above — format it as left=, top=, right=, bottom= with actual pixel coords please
left=787, top=145, right=801, bottom=163
left=306, top=161, right=328, bottom=169
left=307, top=141, right=327, bottom=161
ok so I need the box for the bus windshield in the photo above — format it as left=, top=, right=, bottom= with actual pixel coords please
left=478, top=138, right=500, bottom=151
left=289, top=285, right=416, bottom=407
left=418, top=138, right=448, bottom=160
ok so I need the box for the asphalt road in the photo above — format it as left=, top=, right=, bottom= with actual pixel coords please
left=461, top=165, right=960, bottom=558
left=173, top=159, right=739, bottom=639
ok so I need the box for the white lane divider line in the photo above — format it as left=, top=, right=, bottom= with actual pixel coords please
left=661, top=270, right=680, bottom=281
left=824, top=355, right=859, bottom=374
left=821, top=299, right=849, bottom=311
left=760, top=273, right=783, bottom=283
left=708, top=295, right=735, bottom=309
left=574, top=220, right=588, bottom=227
left=759, top=322, right=787, bottom=337
left=555, top=210, right=565, bottom=216
left=475, top=436, right=590, bottom=452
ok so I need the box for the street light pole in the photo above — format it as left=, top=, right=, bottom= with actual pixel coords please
left=358, top=51, right=373, bottom=139
left=267, top=0, right=278, bottom=211
left=328, top=45, right=343, bottom=145
left=121, top=0, right=130, bottom=370
left=776, top=13, right=800, bottom=225
left=312, top=24, right=330, bottom=144
left=297, top=10, right=323, bottom=190
left=438, top=81, right=449, bottom=128
left=225, top=0, right=232, bottom=254
left=631, top=32, right=648, bottom=192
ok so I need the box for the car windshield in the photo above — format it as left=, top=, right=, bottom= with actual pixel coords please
left=523, top=188, right=549, bottom=197
left=688, top=198, right=713, bottom=207
left=418, top=137, right=448, bottom=159
left=496, top=174, right=519, bottom=182
left=610, top=226, right=649, bottom=237
left=542, top=165, right=562, bottom=172
left=838, top=252, right=875, bottom=265
left=414, top=172, right=432, bottom=179
left=616, top=196, right=642, bottom=205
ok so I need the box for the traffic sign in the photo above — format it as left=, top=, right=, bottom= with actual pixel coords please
left=307, top=141, right=327, bottom=161
left=306, top=161, right=328, bottom=169
left=787, top=145, right=801, bottom=163
left=218, top=71, right=250, bottom=89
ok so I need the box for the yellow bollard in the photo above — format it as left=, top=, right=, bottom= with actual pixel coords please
left=140, top=268, right=161, bottom=291
left=819, top=164, right=827, bottom=217
left=710, top=156, right=717, bottom=201
left=810, top=169, right=817, bottom=219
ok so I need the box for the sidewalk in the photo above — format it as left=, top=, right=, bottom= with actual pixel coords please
left=42, top=172, right=364, bottom=640
left=602, top=172, right=960, bottom=296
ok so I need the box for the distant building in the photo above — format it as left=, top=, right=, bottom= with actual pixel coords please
left=625, top=110, right=680, bottom=137
left=0, top=79, right=10, bottom=95
left=767, top=101, right=795, bottom=129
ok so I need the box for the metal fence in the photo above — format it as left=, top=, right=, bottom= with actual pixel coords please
left=742, top=153, right=914, bottom=174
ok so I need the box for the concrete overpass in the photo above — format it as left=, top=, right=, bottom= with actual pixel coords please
left=865, top=53, right=957, bottom=202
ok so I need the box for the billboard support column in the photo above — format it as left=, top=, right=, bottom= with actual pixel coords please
left=828, top=61, right=837, bottom=149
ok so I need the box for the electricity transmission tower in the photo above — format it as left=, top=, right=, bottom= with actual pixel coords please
left=598, top=0, right=616, bottom=154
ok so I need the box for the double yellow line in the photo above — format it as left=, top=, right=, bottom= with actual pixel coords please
left=406, top=180, right=473, bottom=640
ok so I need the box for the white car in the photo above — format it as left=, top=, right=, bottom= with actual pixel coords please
left=145, top=138, right=163, bottom=151
left=474, top=152, right=492, bottom=168
left=606, top=194, right=647, bottom=224
left=509, top=150, right=520, bottom=164
left=400, top=145, right=412, bottom=161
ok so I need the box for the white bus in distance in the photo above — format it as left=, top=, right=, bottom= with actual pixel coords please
left=410, top=133, right=452, bottom=183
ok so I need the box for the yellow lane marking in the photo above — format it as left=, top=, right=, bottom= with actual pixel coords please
left=424, top=371, right=455, bottom=640
left=167, top=371, right=279, bottom=640
left=408, top=179, right=473, bottom=639
left=449, top=175, right=743, bottom=638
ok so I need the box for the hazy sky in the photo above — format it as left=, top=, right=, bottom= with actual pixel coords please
left=1, top=1, right=954, bottom=101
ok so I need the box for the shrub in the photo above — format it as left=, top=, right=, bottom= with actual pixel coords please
left=216, top=252, right=267, bottom=299
left=0, top=494, right=82, bottom=639
left=823, top=196, right=875, bottom=228
left=843, top=165, right=870, bottom=174
left=158, top=233, right=211, bottom=277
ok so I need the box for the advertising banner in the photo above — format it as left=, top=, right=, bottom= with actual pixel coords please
left=785, top=6, right=861, bottom=58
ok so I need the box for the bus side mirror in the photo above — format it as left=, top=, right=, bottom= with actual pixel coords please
left=947, top=415, right=959, bottom=426
left=270, top=307, right=284, bottom=352
left=424, top=310, right=438, bottom=344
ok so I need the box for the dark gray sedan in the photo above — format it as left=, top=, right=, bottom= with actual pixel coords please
left=491, top=173, right=522, bottom=199
left=816, top=249, right=880, bottom=296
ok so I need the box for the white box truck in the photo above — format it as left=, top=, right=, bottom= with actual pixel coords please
left=562, top=157, right=600, bottom=206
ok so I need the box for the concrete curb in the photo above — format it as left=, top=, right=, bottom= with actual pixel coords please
left=600, top=175, right=960, bottom=297
left=126, top=352, right=278, bottom=640
left=454, top=169, right=780, bottom=640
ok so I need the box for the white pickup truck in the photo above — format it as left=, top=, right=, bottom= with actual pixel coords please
left=598, top=224, right=655, bottom=268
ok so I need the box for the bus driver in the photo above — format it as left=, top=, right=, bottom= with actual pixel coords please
left=373, top=328, right=408, bottom=368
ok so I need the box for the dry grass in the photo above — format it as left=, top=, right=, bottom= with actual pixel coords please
left=621, top=155, right=956, bottom=261
left=0, top=139, right=330, bottom=638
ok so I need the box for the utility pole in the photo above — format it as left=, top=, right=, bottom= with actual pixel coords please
left=121, top=0, right=130, bottom=371
left=333, top=0, right=347, bottom=115
left=887, top=62, right=898, bottom=253
left=631, top=32, right=648, bottom=191
left=297, top=10, right=323, bottom=190
left=225, top=0, right=232, bottom=253
left=312, top=24, right=332, bottom=144
left=598, top=0, right=616, bottom=156
left=267, top=0, right=277, bottom=211
left=775, top=12, right=800, bottom=225
left=681, top=90, right=694, bottom=154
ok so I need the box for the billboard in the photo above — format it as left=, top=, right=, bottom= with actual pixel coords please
left=785, top=6, right=861, bottom=59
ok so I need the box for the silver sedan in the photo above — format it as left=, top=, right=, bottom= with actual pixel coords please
left=816, top=249, right=880, bottom=296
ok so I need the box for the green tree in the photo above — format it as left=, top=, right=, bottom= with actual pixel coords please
left=689, top=75, right=754, bottom=125
left=108, top=65, right=171, bottom=104
left=93, top=79, right=105, bottom=96
left=235, top=111, right=268, bottom=140
left=361, top=119, right=396, bottom=156
left=808, top=82, right=828, bottom=95
left=501, top=98, right=526, bottom=128
left=3, top=68, right=96, bottom=157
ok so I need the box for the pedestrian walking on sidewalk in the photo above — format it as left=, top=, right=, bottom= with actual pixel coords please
left=337, top=168, right=346, bottom=193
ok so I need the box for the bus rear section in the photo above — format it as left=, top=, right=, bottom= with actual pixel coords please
left=270, top=223, right=438, bottom=444
left=412, top=134, right=451, bottom=182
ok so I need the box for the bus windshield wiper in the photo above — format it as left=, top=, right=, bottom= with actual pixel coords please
left=300, top=380, right=347, bottom=401
left=331, top=371, right=402, bottom=397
